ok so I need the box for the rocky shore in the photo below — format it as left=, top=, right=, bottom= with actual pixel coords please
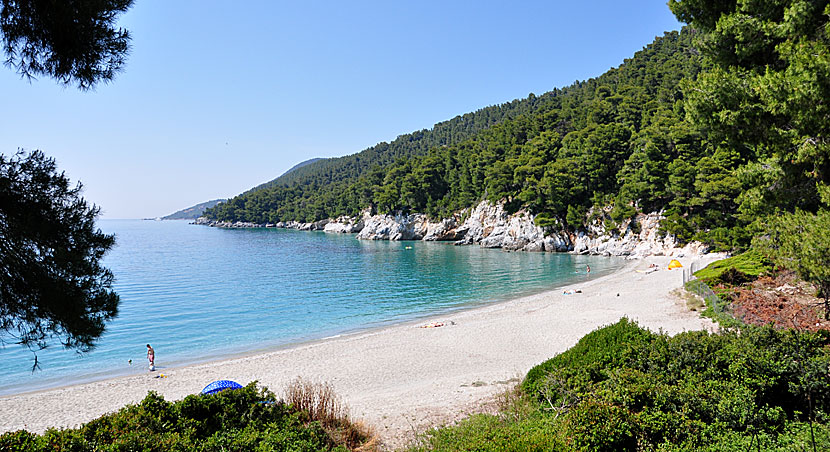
left=193, top=200, right=711, bottom=258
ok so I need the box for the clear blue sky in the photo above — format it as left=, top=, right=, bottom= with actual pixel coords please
left=0, top=1, right=681, bottom=219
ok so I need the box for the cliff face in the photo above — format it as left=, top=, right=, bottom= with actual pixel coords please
left=196, top=200, right=710, bottom=258
left=348, top=201, right=708, bottom=257
left=352, top=202, right=571, bottom=252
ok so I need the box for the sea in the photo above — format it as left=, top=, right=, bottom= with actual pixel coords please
left=0, top=219, right=624, bottom=396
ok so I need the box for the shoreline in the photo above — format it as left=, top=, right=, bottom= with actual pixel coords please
left=0, top=253, right=627, bottom=398
left=0, top=255, right=719, bottom=448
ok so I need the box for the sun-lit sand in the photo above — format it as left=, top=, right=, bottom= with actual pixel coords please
left=0, top=255, right=720, bottom=448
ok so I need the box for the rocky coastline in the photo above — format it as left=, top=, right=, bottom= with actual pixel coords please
left=193, top=200, right=712, bottom=258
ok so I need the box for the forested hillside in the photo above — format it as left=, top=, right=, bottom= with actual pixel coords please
left=237, top=92, right=556, bottom=196
left=208, top=2, right=830, bottom=254
left=162, top=199, right=226, bottom=220
left=207, top=29, right=706, bottom=236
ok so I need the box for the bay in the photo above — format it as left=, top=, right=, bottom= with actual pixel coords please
left=0, top=219, right=624, bottom=395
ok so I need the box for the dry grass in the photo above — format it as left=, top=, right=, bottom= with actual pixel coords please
left=495, top=383, right=537, bottom=423
left=672, top=288, right=705, bottom=311
left=284, top=377, right=380, bottom=451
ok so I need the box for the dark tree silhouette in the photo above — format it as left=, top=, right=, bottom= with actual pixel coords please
left=0, top=151, right=119, bottom=359
left=1, top=0, right=134, bottom=89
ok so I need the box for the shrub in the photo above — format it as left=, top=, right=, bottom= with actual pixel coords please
left=693, top=250, right=772, bottom=287
left=563, top=398, right=636, bottom=451
left=523, top=318, right=656, bottom=400
left=0, top=430, right=37, bottom=452
left=284, top=378, right=377, bottom=450
left=0, top=382, right=375, bottom=451
left=415, top=320, right=830, bottom=452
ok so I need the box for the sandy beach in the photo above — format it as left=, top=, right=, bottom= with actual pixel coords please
left=0, top=255, right=719, bottom=448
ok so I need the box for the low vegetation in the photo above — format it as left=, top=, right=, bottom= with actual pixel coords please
left=408, top=319, right=830, bottom=451
left=0, top=382, right=377, bottom=452
left=691, top=250, right=829, bottom=330
left=693, top=250, right=773, bottom=287
left=284, top=377, right=378, bottom=450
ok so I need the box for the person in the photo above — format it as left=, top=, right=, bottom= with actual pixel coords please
left=586, top=265, right=591, bottom=275
left=147, top=344, right=155, bottom=371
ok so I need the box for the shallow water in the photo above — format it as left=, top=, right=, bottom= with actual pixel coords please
left=0, top=220, right=623, bottom=395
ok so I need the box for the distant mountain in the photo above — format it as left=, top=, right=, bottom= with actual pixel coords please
left=162, top=199, right=226, bottom=220
left=243, top=158, right=324, bottom=195
left=284, top=157, right=324, bottom=175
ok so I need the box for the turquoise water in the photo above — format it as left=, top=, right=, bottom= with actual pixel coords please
left=0, top=220, right=623, bottom=395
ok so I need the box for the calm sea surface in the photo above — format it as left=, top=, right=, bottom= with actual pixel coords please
left=0, top=219, right=623, bottom=395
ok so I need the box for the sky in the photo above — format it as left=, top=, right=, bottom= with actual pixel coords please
left=0, top=1, right=682, bottom=219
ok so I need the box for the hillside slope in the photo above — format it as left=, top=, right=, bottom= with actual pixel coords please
left=162, top=199, right=226, bottom=220
left=206, top=28, right=711, bottom=240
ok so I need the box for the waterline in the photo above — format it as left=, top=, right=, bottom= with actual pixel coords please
left=0, top=220, right=624, bottom=395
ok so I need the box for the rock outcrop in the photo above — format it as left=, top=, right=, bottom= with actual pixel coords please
left=323, top=214, right=366, bottom=233
left=571, top=211, right=710, bottom=258
left=452, top=202, right=570, bottom=252
left=356, top=212, right=429, bottom=241
left=194, top=200, right=712, bottom=258
left=354, top=201, right=570, bottom=252
left=352, top=201, right=708, bottom=258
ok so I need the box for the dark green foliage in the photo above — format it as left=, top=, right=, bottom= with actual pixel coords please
left=563, top=399, right=636, bottom=451
left=668, top=0, right=830, bottom=247
left=413, top=320, right=830, bottom=451
left=522, top=318, right=656, bottom=399
left=0, top=383, right=356, bottom=451
left=693, top=250, right=773, bottom=286
left=0, top=430, right=37, bottom=452
left=0, top=151, right=119, bottom=356
left=207, top=93, right=556, bottom=223
left=0, top=0, right=133, bottom=89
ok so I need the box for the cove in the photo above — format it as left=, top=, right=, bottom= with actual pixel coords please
left=0, top=220, right=624, bottom=395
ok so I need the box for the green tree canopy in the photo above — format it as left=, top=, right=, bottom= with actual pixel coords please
left=0, top=0, right=134, bottom=89
left=0, top=151, right=119, bottom=360
left=669, top=0, right=830, bottom=216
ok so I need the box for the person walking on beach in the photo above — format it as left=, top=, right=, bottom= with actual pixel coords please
left=147, top=344, right=155, bottom=371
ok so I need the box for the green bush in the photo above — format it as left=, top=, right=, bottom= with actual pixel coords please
left=563, top=398, right=636, bottom=451
left=0, top=430, right=38, bottom=452
left=412, top=320, right=830, bottom=452
left=522, top=318, right=656, bottom=399
left=693, top=250, right=772, bottom=287
left=0, top=383, right=363, bottom=452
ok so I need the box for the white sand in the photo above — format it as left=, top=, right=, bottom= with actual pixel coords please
left=0, top=255, right=719, bottom=448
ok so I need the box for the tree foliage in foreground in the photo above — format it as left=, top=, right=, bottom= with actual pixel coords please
left=0, top=383, right=371, bottom=451
left=0, top=0, right=134, bottom=89
left=410, top=320, right=830, bottom=452
left=0, top=151, right=118, bottom=355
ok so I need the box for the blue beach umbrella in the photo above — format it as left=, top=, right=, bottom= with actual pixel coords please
left=201, top=380, right=243, bottom=395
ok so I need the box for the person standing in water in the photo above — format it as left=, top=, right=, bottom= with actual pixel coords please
left=586, top=264, right=591, bottom=276
left=147, top=344, right=155, bottom=371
